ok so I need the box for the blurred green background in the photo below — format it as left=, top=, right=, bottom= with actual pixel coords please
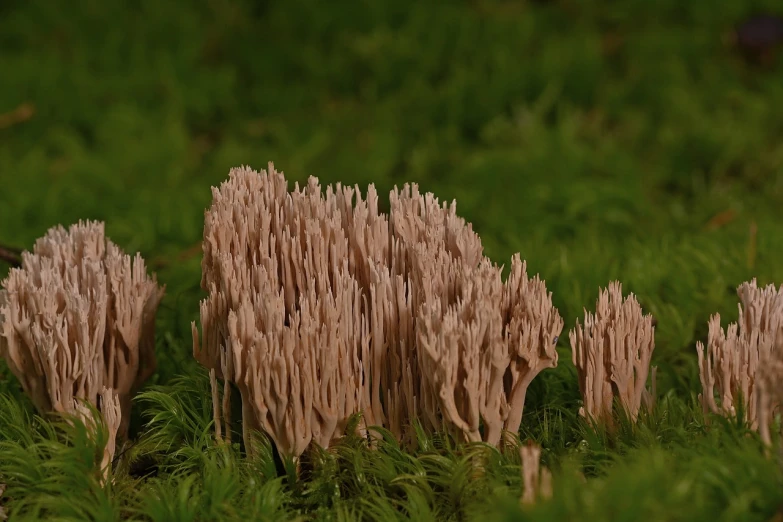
left=2, top=0, right=783, bottom=400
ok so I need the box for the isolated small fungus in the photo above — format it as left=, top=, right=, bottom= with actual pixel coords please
left=519, top=441, right=553, bottom=506
left=570, top=281, right=656, bottom=425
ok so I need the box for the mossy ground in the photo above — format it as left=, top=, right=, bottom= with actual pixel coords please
left=2, top=1, right=783, bottom=520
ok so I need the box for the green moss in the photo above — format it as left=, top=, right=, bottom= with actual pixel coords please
left=2, top=0, right=783, bottom=519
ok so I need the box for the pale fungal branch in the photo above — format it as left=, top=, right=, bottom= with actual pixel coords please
left=501, top=255, right=564, bottom=445
left=569, top=281, right=656, bottom=425
left=0, top=221, right=165, bottom=478
left=519, top=441, right=553, bottom=507
left=99, top=387, right=122, bottom=480
left=72, top=387, right=121, bottom=484
left=696, top=279, right=783, bottom=429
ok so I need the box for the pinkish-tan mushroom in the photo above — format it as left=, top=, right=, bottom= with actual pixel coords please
left=194, top=163, right=563, bottom=460
left=697, top=279, right=783, bottom=429
left=0, top=221, right=164, bottom=478
left=193, top=165, right=369, bottom=459
left=570, top=281, right=656, bottom=425
left=519, top=441, right=553, bottom=506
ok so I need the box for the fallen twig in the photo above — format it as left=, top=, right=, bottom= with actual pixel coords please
left=0, top=103, right=35, bottom=130
left=0, top=483, right=7, bottom=521
left=0, top=244, right=22, bottom=268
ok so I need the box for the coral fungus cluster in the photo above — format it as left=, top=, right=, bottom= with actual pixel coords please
left=570, top=281, right=657, bottom=425
left=696, top=279, right=783, bottom=434
left=0, top=221, right=164, bottom=478
left=2, top=162, right=781, bottom=490
left=192, top=164, right=564, bottom=457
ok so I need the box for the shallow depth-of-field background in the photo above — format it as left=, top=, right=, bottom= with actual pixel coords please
left=2, top=1, right=783, bottom=521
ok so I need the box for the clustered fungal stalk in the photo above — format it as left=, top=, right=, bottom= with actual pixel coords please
left=192, top=163, right=563, bottom=460
left=417, top=253, right=563, bottom=447
left=192, top=167, right=371, bottom=458
left=569, top=281, right=657, bottom=425
left=0, top=221, right=165, bottom=479
left=696, top=279, right=783, bottom=431
left=757, top=342, right=783, bottom=448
